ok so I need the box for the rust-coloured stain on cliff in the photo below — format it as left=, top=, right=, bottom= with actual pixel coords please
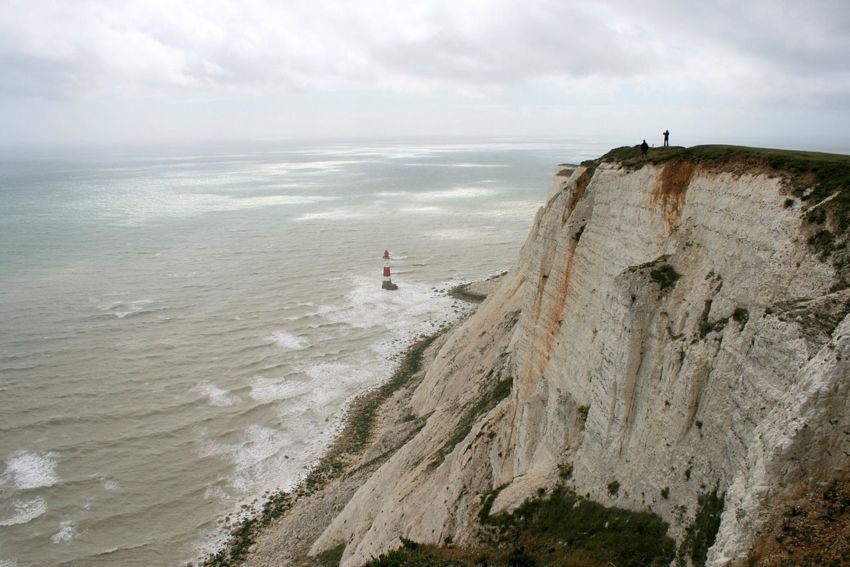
left=651, top=161, right=696, bottom=234
left=538, top=247, right=576, bottom=376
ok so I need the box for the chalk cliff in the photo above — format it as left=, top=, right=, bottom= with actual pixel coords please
left=264, top=146, right=850, bottom=566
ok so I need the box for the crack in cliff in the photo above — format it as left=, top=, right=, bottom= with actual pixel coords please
left=560, top=166, right=594, bottom=226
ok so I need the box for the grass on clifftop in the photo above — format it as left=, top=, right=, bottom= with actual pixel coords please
left=583, top=145, right=850, bottom=220
left=366, top=486, right=675, bottom=567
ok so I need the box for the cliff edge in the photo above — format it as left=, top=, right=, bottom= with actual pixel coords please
left=242, top=145, right=850, bottom=567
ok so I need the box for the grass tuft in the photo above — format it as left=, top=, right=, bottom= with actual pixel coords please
left=650, top=264, right=681, bottom=291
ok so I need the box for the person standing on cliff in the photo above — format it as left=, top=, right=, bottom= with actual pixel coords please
left=640, top=139, right=649, bottom=157
left=663, top=130, right=670, bottom=147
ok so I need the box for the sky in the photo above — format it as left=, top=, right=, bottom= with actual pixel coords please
left=1, top=0, right=849, bottom=150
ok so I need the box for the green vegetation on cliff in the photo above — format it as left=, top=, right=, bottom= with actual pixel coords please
left=366, top=486, right=675, bottom=567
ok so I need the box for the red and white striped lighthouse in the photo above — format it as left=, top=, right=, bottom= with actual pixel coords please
left=382, top=249, right=398, bottom=290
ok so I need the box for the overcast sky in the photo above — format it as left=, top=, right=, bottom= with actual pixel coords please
left=1, top=0, right=849, bottom=149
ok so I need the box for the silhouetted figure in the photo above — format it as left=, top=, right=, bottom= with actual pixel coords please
left=640, top=139, right=649, bottom=157
left=663, top=130, right=670, bottom=147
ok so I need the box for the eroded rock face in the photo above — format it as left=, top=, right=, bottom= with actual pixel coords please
left=311, top=160, right=849, bottom=567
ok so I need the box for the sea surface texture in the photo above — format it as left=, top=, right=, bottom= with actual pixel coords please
left=0, top=139, right=608, bottom=566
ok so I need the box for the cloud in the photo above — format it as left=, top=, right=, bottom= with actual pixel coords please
left=1, top=0, right=849, bottom=146
left=372, top=3, right=655, bottom=87
left=1, top=0, right=848, bottom=105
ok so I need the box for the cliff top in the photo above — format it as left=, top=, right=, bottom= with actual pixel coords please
left=585, top=145, right=850, bottom=272
left=584, top=144, right=850, bottom=173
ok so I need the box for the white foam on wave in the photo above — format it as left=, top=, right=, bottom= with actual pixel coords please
left=399, top=205, right=445, bottom=215
left=302, top=358, right=393, bottom=411
left=4, top=451, right=58, bottom=490
left=0, top=559, right=18, bottom=567
left=425, top=227, right=490, bottom=241
left=403, top=162, right=509, bottom=168
left=74, top=187, right=338, bottom=224
left=227, top=195, right=337, bottom=208
left=305, top=362, right=361, bottom=385
left=471, top=200, right=540, bottom=220
left=294, top=209, right=369, bottom=222
left=90, top=472, right=120, bottom=492
left=249, top=377, right=310, bottom=404
left=268, top=331, right=310, bottom=350
left=198, top=383, right=240, bottom=407
left=201, top=424, right=298, bottom=493
left=92, top=298, right=157, bottom=319
left=321, top=275, right=466, bottom=336
left=296, top=145, right=435, bottom=160
left=0, top=496, right=47, bottom=527
left=50, top=520, right=77, bottom=544
left=203, top=483, right=229, bottom=502
left=255, top=159, right=364, bottom=174
left=414, top=186, right=499, bottom=201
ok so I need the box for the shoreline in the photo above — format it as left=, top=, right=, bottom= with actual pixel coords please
left=448, top=272, right=507, bottom=304
left=200, top=281, right=494, bottom=566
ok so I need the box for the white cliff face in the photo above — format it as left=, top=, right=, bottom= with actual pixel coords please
left=311, top=160, right=849, bottom=567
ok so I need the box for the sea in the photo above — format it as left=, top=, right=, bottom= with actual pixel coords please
left=0, top=138, right=614, bottom=566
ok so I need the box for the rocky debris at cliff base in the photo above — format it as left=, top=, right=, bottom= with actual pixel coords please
left=747, top=474, right=850, bottom=566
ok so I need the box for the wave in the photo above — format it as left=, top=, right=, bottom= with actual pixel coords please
left=4, top=450, right=58, bottom=489
left=267, top=331, right=310, bottom=350
left=0, top=496, right=47, bottom=527
left=294, top=209, right=369, bottom=222
left=198, top=383, right=240, bottom=408
left=72, top=188, right=340, bottom=225
left=51, top=520, right=77, bottom=544
left=198, top=424, right=303, bottom=493
left=399, top=205, right=444, bottom=215
left=403, top=162, right=509, bottom=168
left=319, top=275, right=466, bottom=336
left=413, top=186, right=499, bottom=201
left=249, top=377, right=310, bottom=404
left=92, top=298, right=160, bottom=319
left=424, top=227, right=488, bottom=241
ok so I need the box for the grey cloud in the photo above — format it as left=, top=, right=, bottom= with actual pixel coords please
left=373, top=4, right=655, bottom=86
left=625, top=1, right=850, bottom=83
left=3, top=0, right=849, bottom=103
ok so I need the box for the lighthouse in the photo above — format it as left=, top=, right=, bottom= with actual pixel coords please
left=382, top=250, right=398, bottom=290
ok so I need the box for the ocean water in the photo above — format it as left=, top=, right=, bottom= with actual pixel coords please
left=0, top=138, right=611, bottom=566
